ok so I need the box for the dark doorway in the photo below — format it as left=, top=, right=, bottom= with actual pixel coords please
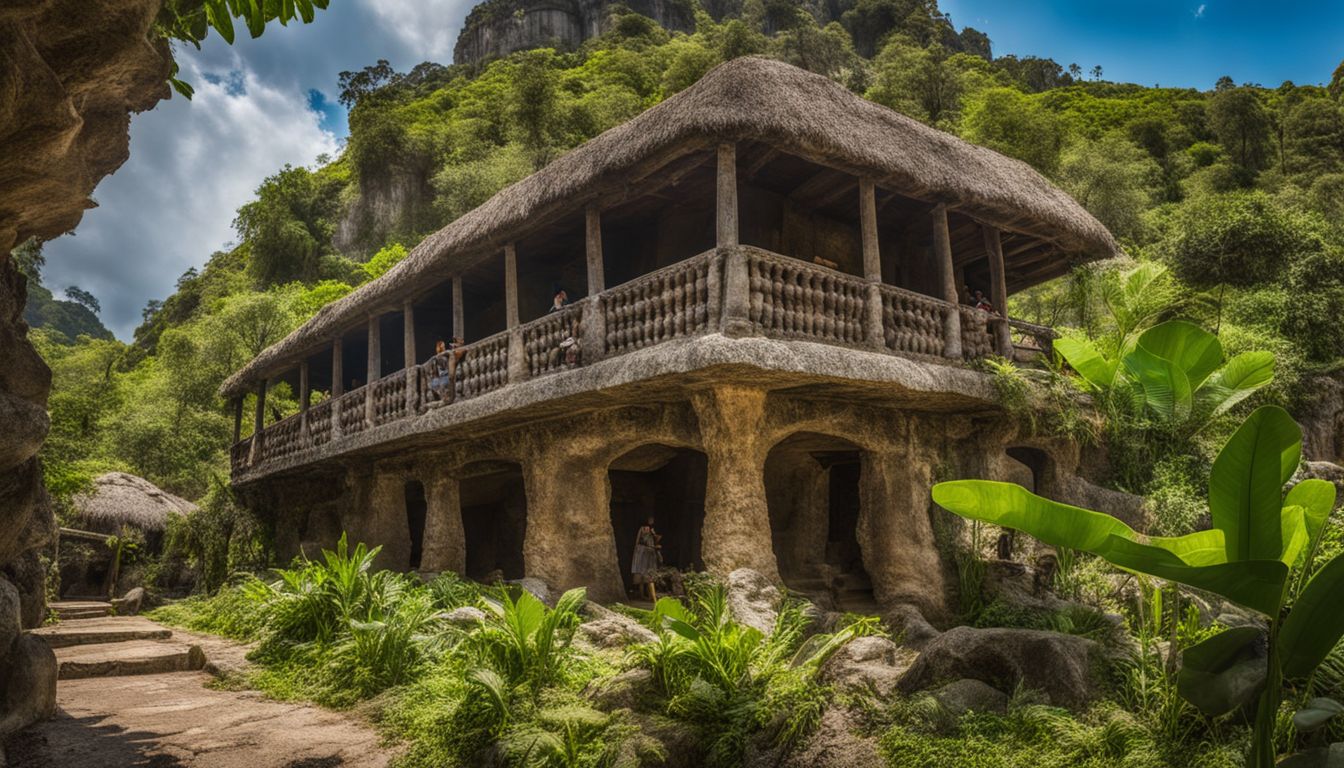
left=765, top=432, right=872, bottom=609
left=404, top=480, right=427, bottom=570
left=460, top=461, right=527, bottom=580
left=608, top=445, right=707, bottom=595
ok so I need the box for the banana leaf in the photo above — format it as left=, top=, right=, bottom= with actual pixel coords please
left=1201, top=350, right=1275, bottom=418
left=1136, top=320, right=1223, bottom=390
left=1285, top=479, right=1339, bottom=551
left=1280, top=553, right=1344, bottom=679
left=1208, top=406, right=1301, bottom=562
left=1094, top=535, right=1288, bottom=616
left=1123, top=344, right=1192, bottom=422
left=931, top=480, right=1136, bottom=551
left=1176, top=625, right=1267, bottom=716
left=1054, top=336, right=1119, bottom=391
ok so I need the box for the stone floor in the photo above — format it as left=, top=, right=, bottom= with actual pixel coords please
left=4, top=612, right=393, bottom=768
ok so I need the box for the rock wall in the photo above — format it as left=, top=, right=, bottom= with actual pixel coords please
left=453, top=0, right=697, bottom=65
left=0, top=0, right=172, bottom=737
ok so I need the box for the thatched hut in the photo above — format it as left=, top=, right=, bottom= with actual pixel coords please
left=72, top=472, right=196, bottom=535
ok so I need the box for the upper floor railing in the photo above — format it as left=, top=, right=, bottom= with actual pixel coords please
left=232, top=245, right=1055, bottom=474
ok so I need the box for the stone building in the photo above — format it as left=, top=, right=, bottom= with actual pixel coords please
left=221, top=58, right=1119, bottom=618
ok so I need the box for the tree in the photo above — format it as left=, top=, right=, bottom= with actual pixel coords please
left=1281, top=248, right=1344, bottom=363
left=1089, top=64, right=1102, bottom=81
left=1208, top=86, right=1271, bottom=174
left=867, top=39, right=977, bottom=125
left=233, top=164, right=341, bottom=288
left=1330, top=58, right=1344, bottom=99
left=1214, top=75, right=1235, bottom=91
left=1285, top=98, right=1344, bottom=178
left=337, top=59, right=396, bottom=109
left=961, top=87, right=1067, bottom=175
left=1057, top=133, right=1159, bottom=240
left=1068, top=62, right=1082, bottom=80
left=64, top=286, right=100, bottom=315
left=511, top=50, right=561, bottom=170
left=11, top=238, right=43, bottom=281
left=1162, top=191, right=1315, bottom=289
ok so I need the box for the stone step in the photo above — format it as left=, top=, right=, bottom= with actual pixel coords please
left=50, top=600, right=114, bottom=620
left=55, top=639, right=205, bottom=680
left=31, top=616, right=172, bottom=649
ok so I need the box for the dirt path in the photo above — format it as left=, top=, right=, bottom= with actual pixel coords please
left=4, top=611, right=394, bottom=768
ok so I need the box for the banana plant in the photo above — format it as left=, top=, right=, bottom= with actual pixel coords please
left=932, top=405, right=1341, bottom=768
left=1055, top=319, right=1273, bottom=428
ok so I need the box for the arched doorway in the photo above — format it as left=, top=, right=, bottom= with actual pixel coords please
left=404, top=480, right=427, bottom=570
left=460, top=461, right=527, bottom=580
left=765, top=432, right=873, bottom=610
left=608, top=444, right=707, bottom=597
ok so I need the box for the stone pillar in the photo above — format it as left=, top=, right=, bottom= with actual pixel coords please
left=248, top=380, right=266, bottom=464
left=331, top=338, right=344, bottom=440
left=365, top=470, right=412, bottom=572
left=583, top=205, right=606, bottom=364
left=931, top=204, right=962, bottom=359
left=859, top=450, right=948, bottom=620
left=716, top=142, right=738, bottom=247
left=452, top=275, right=465, bottom=342
left=403, top=300, right=417, bottom=412
left=692, top=386, right=780, bottom=580
left=521, top=442, right=625, bottom=603
left=982, top=224, right=1014, bottom=357
left=860, top=178, right=885, bottom=350
left=505, top=244, right=527, bottom=382
left=366, top=315, right=381, bottom=426
left=421, top=472, right=465, bottom=574
left=298, top=360, right=310, bottom=444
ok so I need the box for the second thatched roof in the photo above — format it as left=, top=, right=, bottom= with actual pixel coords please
left=221, top=56, right=1118, bottom=398
left=73, top=472, right=197, bottom=533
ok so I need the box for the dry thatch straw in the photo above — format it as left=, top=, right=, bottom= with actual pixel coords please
left=221, top=56, right=1118, bottom=398
left=72, top=472, right=197, bottom=533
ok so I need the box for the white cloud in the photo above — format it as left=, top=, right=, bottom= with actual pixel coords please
left=366, top=0, right=465, bottom=62
left=1194, top=4, right=1207, bottom=18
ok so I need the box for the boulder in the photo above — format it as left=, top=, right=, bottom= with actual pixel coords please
left=444, top=606, right=487, bottom=628
left=884, top=603, right=941, bottom=650
left=775, top=706, right=882, bottom=768
left=578, top=613, right=657, bottom=649
left=111, top=586, right=145, bottom=616
left=819, top=635, right=909, bottom=697
left=4, top=550, right=47, bottom=629
left=589, top=667, right=658, bottom=712
left=0, top=578, right=19, bottom=661
left=932, top=678, right=1009, bottom=716
left=725, top=568, right=779, bottom=634
left=509, top=577, right=551, bottom=605
left=0, top=635, right=57, bottom=736
left=898, top=626, right=1103, bottom=711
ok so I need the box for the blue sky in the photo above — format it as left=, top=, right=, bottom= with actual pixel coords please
left=40, top=0, right=1344, bottom=340
left=942, top=0, right=1344, bottom=89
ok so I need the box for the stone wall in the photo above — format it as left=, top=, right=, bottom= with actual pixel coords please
left=453, top=0, right=696, bottom=65
left=246, top=384, right=1086, bottom=620
left=0, top=0, right=172, bottom=737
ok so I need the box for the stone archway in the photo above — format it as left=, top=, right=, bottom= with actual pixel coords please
left=764, top=431, right=873, bottom=610
left=459, top=460, right=528, bottom=581
left=607, top=443, right=708, bottom=596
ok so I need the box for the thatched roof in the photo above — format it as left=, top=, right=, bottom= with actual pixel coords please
left=73, top=472, right=197, bottom=533
left=221, top=56, right=1118, bottom=398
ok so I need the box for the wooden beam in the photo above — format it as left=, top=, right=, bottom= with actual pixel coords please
left=504, top=244, right=519, bottom=329
left=299, top=360, right=310, bottom=412
left=788, top=167, right=846, bottom=203
left=585, top=205, right=605, bottom=294
left=452, top=276, right=465, bottom=342
left=814, top=177, right=857, bottom=209
left=232, top=397, right=243, bottom=444
left=717, top=143, right=738, bottom=247
left=983, top=225, right=1013, bottom=356
left=745, top=146, right=779, bottom=179
left=331, top=339, right=344, bottom=398
left=403, top=299, right=417, bottom=412
left=931, top=203, right=963, bottom=359
left=860, top=178, right=884, bottom=350
left=248, top=380, right=267, bottom=464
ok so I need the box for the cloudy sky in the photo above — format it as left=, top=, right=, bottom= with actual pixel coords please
left=43, top=0, right=1343, bottom=339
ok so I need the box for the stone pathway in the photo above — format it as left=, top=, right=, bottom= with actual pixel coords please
left=4, top=607, right=393, bottom=768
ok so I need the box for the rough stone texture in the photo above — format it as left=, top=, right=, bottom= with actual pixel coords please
left=577, top=603, right=657, bottom=649
left=1299, top=373, right=1344, bottom=463
left=899, top=626, right=1104, bottom=711
left=0, top=636, right=56, bottom=736
left=819, top=635, right=913, bottom=697
left=776, top=706, right=883, bottom=768
left=109, top=586, right=145, bottom=616
left=885, top=603, right=942, bottom=649
left=444, top=605, right=487, bottom=628
left=0, top=579, right=19, bottom=662
left=589, top=667, right=657, bottom=712
left=725, top=568, right=780, bottom=635
left=421, top=472, right=466, bottom=573
left=453, top=0, right=696, bottom=65
left=3, top=551, right=46, bottom=630
left=932, top=678, right=1009, bottom=716
left=55, top=639, right=205, bottom=680
left=31, top=616, right=170, bottom=649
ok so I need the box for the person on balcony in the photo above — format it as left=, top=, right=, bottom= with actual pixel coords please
left=631, top=516, right=661, bottom=601
left=427, top=340, right=454, bottom=403
left=548, top=287, right=569, bottom=313
left=972, top=289, right=995, bottom=313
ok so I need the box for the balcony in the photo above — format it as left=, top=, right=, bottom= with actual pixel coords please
left=230, top=245, right=1056, bottom=481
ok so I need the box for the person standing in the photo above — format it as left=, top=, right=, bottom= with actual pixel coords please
left=631, top=516, right=661, bottom=601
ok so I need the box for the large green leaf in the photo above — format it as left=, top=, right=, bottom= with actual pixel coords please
left=1280, top=553, right=1344, bottom=679
left=1285, top=479, right=1339, bottom=551
left=1176, top=625, right=1267, bottom=716
left=1147, top=528, right=1228, bottom=566
left=1123, top=344, right=1193, bottom=422
left=1295, top=699, right=1344, bottom=732
left=1202, top=350, right=1275, bottom=418
left=931, top=481, right=1136, bottom=552
left=1137, top=320, right=1223, bottom=389
left=1281, top=506, right=1311, bottom=568
left=1055, top=336, right=1119, bottom=391
left=1209, top=406, right=1301, bottom=562
left=1094, top=535, right=1288, bottom=615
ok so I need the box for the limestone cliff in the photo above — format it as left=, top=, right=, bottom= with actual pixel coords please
left=454, top=0, right=698, bottom=65
left=0, top=0, right=172, bottom=737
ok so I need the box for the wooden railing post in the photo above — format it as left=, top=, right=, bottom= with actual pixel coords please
left=982, top=224, right=1014, bottom=357
left=248, top=380, right=266, bottom=465
left=366, top=315, right=381, bottom=426
left=403, top=300, right=418, bottom=413
left=583, top=205, right=607, bottom=364
left=860, top=178, right=885, bottom=350
left=505, top=244, right=527, bottom=383
left=331, top=338, right=344, bottom=441
left=931, top=204, right=963, bottom=359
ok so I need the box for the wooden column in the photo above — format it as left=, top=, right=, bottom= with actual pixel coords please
left=366, top=315, right=381, bottom=426
left=231, top=397, right=244, bottom=444
left=505, top=244, right=527, bottom=382
left=583, top=205, right=606, bottom=363
left=403, top=300, right=418, bottom=412
left=932, top=204, right=963, bottom=359
left=452, top=276, right=465, bottom=342
left=298, top=360, right=310, bottom=444
left=717, top=143, right=750, bottom=335
left=982, top=224, right=1014, bottom=357
left=248, top=380, right=267, bottom=464
left=331, top=338, right=344, bottom=440
left=860, top=178, right=885, bottom=350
